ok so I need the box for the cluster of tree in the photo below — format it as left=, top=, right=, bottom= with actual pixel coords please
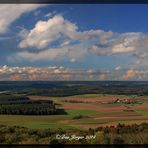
left=63, top=100, right=84, bottom=103
left=0, top=94, right=59, bottom=115
left=0, top=104, right=56, bottom=115
left=91, top=122, right=148, bottom=134
left=72, top=115, right=90, bottom=119
left=0, top=95, right=31, bottom=105
left=0, top=122, right=147, bottom=144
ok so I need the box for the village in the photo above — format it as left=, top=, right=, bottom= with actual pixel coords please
left=108, top=98, right=141, bottom=104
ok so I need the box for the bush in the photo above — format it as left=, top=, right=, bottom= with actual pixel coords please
left=113, top=136, right=125, bottom=144
left=72, top=114, right=89, bottom=119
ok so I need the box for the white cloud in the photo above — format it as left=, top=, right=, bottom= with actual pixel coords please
left=112, top=44, right=135, bottom=53
left=120, top=69, right=148, bottom=80
left=15, top=44, right=87, bottom=62
left=16, top=15, right=113, bottom=62
left=0, top=65, right=147, bottom=81
left=0, top=66, right=102, bottom=80
left=98, top=74, right=106, bottom=80
left=18, top=15, right=78, bottom=49
left=89, top=32, right=143, bottom=55
left=122, top=69, right=136, bottom=80
left=70, top=58, right=76, bottom=63
left=18, top=15, right=113, bottom=50
left=44, top=11, right=56, bottom=18
left=115, top=66, right=121, bottom=70
left=10, top=14, right=147, bottom=69
left=0, top=4, right=44, bottom=33
left=112, top=33, right=141, bottom=53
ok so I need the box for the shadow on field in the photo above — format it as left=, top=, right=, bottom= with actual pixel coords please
left=55, top=108, right=68, bottom=115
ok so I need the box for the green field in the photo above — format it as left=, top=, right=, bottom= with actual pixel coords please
left=143, top=100, right=148, bottom=103
left=0, top=109, right=100, bottom=129
left=0, top=115, right=73, bottom=129
left=66, top=109, right=99, bottom=116
left=137, top=110, right=148, bottom=116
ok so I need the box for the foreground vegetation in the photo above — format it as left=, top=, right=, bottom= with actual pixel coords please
left=0, top=123, right=147, bottom=144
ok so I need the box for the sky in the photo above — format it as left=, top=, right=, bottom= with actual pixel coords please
left=0, top=4, right=148, bottom=81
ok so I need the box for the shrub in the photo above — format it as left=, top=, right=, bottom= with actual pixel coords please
left=113, top=136, right=125, bottom=144
left=72, top=114, right=89, bottom=119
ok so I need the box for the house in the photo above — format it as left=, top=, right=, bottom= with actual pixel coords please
left=113, top=99, right=121, bottom=103
left=111, top=98, right=138, bottom=104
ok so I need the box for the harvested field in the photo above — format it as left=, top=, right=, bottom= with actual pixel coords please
left=28, top=95, right=50, bottom=100
left=60, top=102, right=127, bottom=112
left=62, top=95, right=134, bottom=103
left=133, top=104, right=148, bottom=110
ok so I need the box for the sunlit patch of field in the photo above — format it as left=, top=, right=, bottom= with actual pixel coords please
left=0, top=115, right=75, bottom=129
left=28, top=95, right=51, bottom=100
left=57, top=94, right=148, bottom=129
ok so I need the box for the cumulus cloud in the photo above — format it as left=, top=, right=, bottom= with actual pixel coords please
left=0, top=66, right=109, bottom=81
left=89, top=32, right=143, bottom=55
left=16, top=15, right=114, bottom=61
left=1, top=14, right=143, bottom=74
left=18, top=15, right=78, bottom=49
left=122, top=69, right=136, bottom=80
left=98, top=74, right=106, bottom=80
left=44, top=11, right=57, bottom=18
left=112, top=33, right=141, bottom=53
left=15, top=43, right=87, bottom=62
left=120, top=69, right=148, bottom=81
left=115, top=66, right=121, bottom=70
left=112, top=44, right=135, bottom=53
left=0, top=4, right=44, bottom=33
left=0, top=65, right=147, bottom=81
left=18, top=15, right=112, bottom=49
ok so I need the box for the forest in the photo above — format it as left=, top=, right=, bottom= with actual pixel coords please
left=0, top=104, right=56, bottom=115
left=0, top=81, right=148, bottom=97
left=0, top=94, right=57, bottom=115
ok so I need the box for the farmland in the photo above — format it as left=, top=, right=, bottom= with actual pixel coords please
left=0, top=93, right=147, bottom=130
left=0, top=81, right=147, bottom=144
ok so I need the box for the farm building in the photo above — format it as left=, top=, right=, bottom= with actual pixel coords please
left=112, top=98, right=138, bottom=104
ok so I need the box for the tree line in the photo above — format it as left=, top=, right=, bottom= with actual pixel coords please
left=0, top=104, right=56, bottom=115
